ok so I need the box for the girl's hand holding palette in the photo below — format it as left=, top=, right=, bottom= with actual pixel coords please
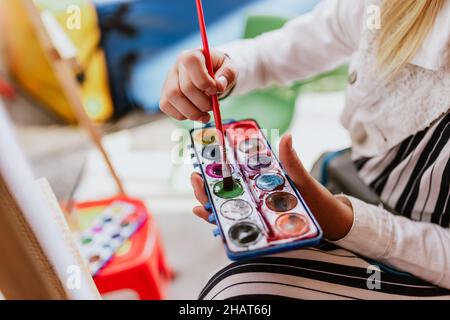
left=190, top=119, right=322, bottom=260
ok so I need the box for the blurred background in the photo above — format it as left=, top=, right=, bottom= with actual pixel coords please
left=0, top=0, right=351, bottom=299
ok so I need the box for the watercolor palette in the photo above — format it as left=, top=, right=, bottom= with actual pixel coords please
left=190, top=119, right=322, bottom=260
left=76, top=200, right=148, bottom=275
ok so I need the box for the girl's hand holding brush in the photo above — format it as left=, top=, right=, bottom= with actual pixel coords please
left=160, top=49, right=238, bottom=123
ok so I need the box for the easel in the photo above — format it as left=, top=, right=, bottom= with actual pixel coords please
left=0, top=2, right=136, bottom=299
left=21, top=0, right=126, bottom=196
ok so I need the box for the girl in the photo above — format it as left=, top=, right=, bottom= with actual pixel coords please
left=160, top=0, right=450, bottom=299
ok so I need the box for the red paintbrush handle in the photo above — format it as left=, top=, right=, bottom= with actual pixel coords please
left=195, top=0, right=224, bottom=137
left=211, top=96, right=223, bottom=135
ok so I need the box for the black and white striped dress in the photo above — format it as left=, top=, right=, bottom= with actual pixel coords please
left=199, top=112, right=450, bottom=300
left=354, top=111, right=450, bottom=226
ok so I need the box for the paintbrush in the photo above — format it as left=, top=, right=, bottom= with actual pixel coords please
left=195, top=0, right=234, bottom=191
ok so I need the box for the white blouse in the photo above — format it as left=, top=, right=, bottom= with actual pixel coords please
left=219, top=0, right=450, bottom=289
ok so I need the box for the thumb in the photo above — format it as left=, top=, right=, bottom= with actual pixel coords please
left=279, top=134, right=337, bottom=211
left=279, top=134, right=355, bottom=241
left=279, top=134, right=314, bottom=189
left=214, top=56, right=238, bottom=93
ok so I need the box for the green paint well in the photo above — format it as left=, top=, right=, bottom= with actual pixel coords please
left=213, top=180, right=244, bottom=199
left=81, top=237, right=92, bottom=245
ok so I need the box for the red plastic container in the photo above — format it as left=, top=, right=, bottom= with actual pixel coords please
left=75, top=196, right=172, bottom=300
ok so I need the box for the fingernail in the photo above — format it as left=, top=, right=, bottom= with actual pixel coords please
left=206, top=87, right=217, bottom=96
left=217, top=76, right=228, bottom=91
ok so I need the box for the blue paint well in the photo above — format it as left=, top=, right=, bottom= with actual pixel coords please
left=256, top=173, right=285, bottom=191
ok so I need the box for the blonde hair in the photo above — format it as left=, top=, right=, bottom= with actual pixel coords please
left=377, top=0, right=444, bottom=77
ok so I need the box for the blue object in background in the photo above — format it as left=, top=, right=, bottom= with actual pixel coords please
left=95, top=0, right=320, bottom=117
left=96, top=0, right=258, bottom=117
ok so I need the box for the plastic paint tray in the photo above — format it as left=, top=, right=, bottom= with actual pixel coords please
left=190, top=119, right=322, bottom=260
left=74, top=197, right=148, bottom=275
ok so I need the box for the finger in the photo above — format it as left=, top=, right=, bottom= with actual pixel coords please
left=160, top=68, right=186, bottom=120
left=179, top=50, right=217, bottom=95
left=179, top=65, right=213, bottom=113
left=279, top=134, right=313, bottom=188
left=214, top=56, right=238, bottom=93
left=168, top=71, right=210, bottom=123
left=159, top=99, right=186, bottom=121
left=279, top=134, right=340, bottom=216
left=191, top=172, right=210, bottom=205
left=279, top=134, right=334, bottom=201
left=279, top=135, right=355, bottom=241
left=193, top=206, right=210, bottom=221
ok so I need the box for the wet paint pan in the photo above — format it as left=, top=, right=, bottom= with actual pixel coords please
left=202, top=144, right=221, bottom=161
left=194, top=128, right=219, bottom=145
left=228, top=222, right=262, bottom=247
left=247, top=153, right=273, bottom=171
left=276, top=213, right=309, bottom=237
left=213, top=179, right=244, bottom=199
left=266, top=192, right=298, bottom=212
left=206, top=162, right=234, bottom=179
left=255, top=173, right=285, bottom=191
left=226, top=120, right=260, bottom=146
left=220, top=199, right=253, bottom=221
left=239, top=138, right=265, bottom=154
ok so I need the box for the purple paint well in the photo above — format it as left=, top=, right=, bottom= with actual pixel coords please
left=206, top=162, right=233, bottom=178
left=247, top=153, right=273, bottom=171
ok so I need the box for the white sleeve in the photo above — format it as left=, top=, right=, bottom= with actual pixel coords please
left=333, top=196, right=450, bottom=289
left=218, top=0, right=365, bottom=95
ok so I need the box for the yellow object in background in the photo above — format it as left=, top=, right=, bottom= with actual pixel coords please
left=0, top=0, right=113, bottom=123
